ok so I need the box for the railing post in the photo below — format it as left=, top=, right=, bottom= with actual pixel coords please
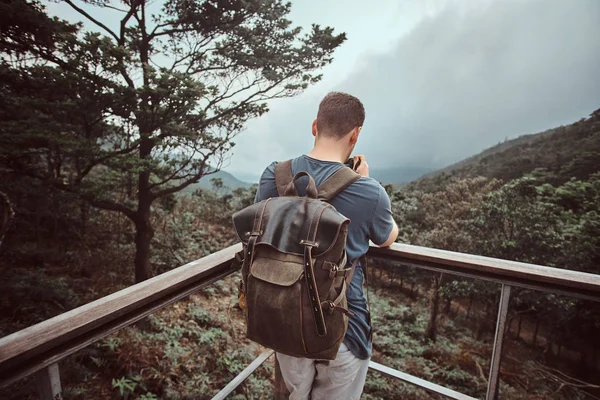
left=35, top=363, right=62, bottom=400
left=274, top=355, right=290, bottom=400
left=486, top=284, right=512, bottom=400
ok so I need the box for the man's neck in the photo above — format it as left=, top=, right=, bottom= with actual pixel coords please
left=306, top=141, right=349, bottom=164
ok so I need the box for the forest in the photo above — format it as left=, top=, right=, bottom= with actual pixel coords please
left=1, top=0, right=600, bottom=399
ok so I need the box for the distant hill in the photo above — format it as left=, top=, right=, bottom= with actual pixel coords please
left=180, top=169, right=253, bottom=194
left=410, top=108, right=600, bottom=190
left=220, top=165, right=433, bottom=188
left=370, top=166, right=433, bottom=185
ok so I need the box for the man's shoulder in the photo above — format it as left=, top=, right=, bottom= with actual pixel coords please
left=350, top=176, right=385, bottom=192
left=259, top=156, right=304, bottom=181
left=340, top=176, right=386, bottom=204
left=259, top=161, right=279, bottom=180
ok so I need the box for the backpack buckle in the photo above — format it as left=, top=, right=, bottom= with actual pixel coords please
left=246, top=231, right=263, bottom=237
left=299, top=240, right=319, bottom=248
left=329, top=264, right=338, bottom=279
left=326, top=300, right=335, bottom=315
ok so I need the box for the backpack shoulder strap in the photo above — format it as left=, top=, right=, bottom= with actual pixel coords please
left=317, top=166, right=361, bottom=201
left=274, top=160, right=295, bottom=196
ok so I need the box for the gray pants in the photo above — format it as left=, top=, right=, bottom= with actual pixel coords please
left=275, top=343, right=370, bottom=400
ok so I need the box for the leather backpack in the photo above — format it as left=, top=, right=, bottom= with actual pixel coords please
left=232, top=160, right=361, bottom=360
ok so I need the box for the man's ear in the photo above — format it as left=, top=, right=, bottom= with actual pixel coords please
left=312, top=119, right=318, bottom=137
left=349, top=126, right=361, bottom=145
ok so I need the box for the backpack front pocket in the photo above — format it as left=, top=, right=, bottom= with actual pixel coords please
left=245, top=249, right=308, bottom=355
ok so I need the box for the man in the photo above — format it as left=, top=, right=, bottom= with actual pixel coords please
left=254, top=92, right=399, bottom=399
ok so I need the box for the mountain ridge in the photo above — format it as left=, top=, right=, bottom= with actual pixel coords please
left=408, top=108, right=600, bottom=190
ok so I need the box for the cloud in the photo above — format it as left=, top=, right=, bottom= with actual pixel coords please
left=228, top=0, right=600, bottom=177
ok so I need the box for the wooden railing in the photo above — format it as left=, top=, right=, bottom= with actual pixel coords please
left=1, top=242, right=600, bottom=400
left=0, top=244, right=242, bottom=398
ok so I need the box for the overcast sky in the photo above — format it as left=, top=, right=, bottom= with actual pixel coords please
left=47, top=0, right=600, bottom=182
left=226, top=0, right=600, bottom=181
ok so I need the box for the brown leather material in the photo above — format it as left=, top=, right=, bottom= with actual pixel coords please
left=233, top=160, right=360, bottom=360
left=317, top=166, right=361, bottom=201
left=274, top=160, right=294, bottom=196
left=283, top=171, right=318, bottom=198
left=304, top=244, right=326, bottom=336
left=233, top=197, right=349, bottom=258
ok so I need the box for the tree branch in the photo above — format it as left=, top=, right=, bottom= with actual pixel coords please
left=151, top=27, right=191, bottom=38
left=63, top=0, right=119, bottom=42
left=148, top=150, right=197, bottom=190
left=119, top=1, right=139, bottom=46
left=16, top=168, right=137, bottom=220
left=85, top=196, right=136, bottom=220
left=200, top=70, right=298, bottom=128
left=104, top=4, right=127, bottom=12
left=151, top=151, right=223, bottom=199
left=48, top=180, right=135, bottom=219
left=75, top=141, right=141, bottom=184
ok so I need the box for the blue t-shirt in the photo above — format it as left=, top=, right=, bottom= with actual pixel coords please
left=254, top=155, right=395, bottom=360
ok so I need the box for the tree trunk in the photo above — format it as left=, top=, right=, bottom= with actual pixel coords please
left=425, top=274, right=442, bottom=342
left=52, top=193, right=59, bottom=241
left=0, top=191, right=15, bottom=248
left=532, top=319, right=540, bottom=347
left=134, top=138, right=154, bottom=283
left=80, top=201, right=88, bottom=237
left=134, top=213, right=153, bottom=283
left=544, top=338, right=554, bottom=360
left=444, top=297, right=452, bottom=315
left=476, top=301, right=491, bottom=341
left=35, top=193, right=43, bottom=250
left=467, top=295, right=474, bottom=317
left=579, top=351, right=587, bottom=369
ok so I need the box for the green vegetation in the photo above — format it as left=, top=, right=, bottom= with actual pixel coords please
left=413, top=108, right=600, bottom=191
left=0, top=1, right=599, bottom=397
left=0, top=0, right=345, bottom=283
left=369, top=108, right=600, bottom=398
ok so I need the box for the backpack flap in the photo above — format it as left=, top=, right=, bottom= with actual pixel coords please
left=232, top=197, right=349, bottom=257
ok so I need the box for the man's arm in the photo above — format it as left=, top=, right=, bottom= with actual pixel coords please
left=369, top=184, right=398, bottom=247
left=354, top=155, right=398, bottom=247
left=378, top=219, right=399, bottom=247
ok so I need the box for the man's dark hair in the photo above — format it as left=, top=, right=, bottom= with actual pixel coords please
left=316, top=92, right=365, bottom=139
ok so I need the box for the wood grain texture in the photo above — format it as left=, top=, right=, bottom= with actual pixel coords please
left=368, top=243, right=600, bottom=300
left=3, top=240, right=600, bottom=392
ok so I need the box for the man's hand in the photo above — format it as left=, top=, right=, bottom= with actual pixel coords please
left=353, top=155, right=369, bottom=177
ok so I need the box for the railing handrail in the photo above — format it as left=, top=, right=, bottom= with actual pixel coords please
left=1, top=241, right=600, bottom=392
left=0, top=243, right=242, bottom=387
left=370, top=243, right=600, bottom=301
